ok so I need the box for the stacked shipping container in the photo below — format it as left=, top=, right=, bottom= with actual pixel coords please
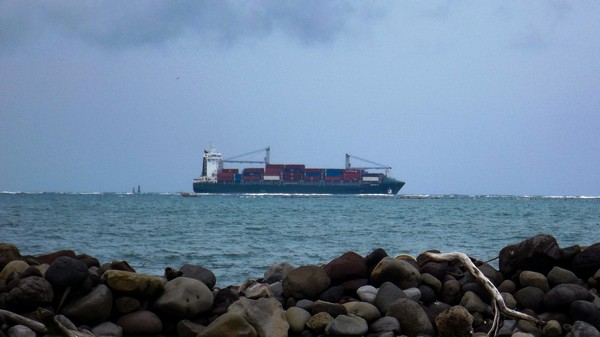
left=217, top=166, right=378, bottom=184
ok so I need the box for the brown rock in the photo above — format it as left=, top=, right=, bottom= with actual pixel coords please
left=323, top=251, right=368, bottom=285
left=282, top=265, right=331, bottom=300
left=35, top=250, right=77, bottom=265
left=199, top=313, right=256, bottom=337
left=572, top=242, right=600, bottom=279
left=102, top=270, right=164, bottom=297
left=435, top=305, right=473, bottom=337
left=370, top=257, right=420, bottom=289
left=116, top=310, right=163, bottom=335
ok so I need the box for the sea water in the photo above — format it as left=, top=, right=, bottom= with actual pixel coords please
left=1, top=192, right=599, bottom=287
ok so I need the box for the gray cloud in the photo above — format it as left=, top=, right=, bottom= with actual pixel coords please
left=0, top=0, right=385, bottom=50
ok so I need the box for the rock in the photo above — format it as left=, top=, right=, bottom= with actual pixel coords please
left=541, top=320, right=562, bottom=337
left=76, top=254, right=100, bottom=269
left=514, top=286, right=545, bottom=313
left=263, top=262, right=295, bottom=284
left=0, top=260, right=30, bottom=281
left=403, top=287, right=422, bottom=302
left=35, top=250, right=77, bottom=265
left=318, top=285, right=344, bottom=303
left=435, top=305, right=473, bottom=337
left=325, top=314, right=368, bottom=336
left=239, top=279, right=272, bottom=299
left=286, top=307, right=311, bottom=335
left=198, top=312, right=257, bottom=337
left=102, top=270, right=164, bottom=297
left=477, top=262, right=504, bottom=286
left=295, top=299, right=314, bottom=311
left=572, top=243, right=600, bottom=279
left=228, top=297, right=289, bottom=337
left=323, top=251, right=368, bottom=285
left=421, top=273, right=442, bottom=293
left=154, top=276, right=213, bottom=318
left=116, top=310, right=163, bottom=335
left=419, top=284, right=437, bottom=304
left=61, top=284, right=113, bottom=325
left=519, top=271, right=550, bottom=291
left=370, top=257, right=420, bottom=289
left=369, top=316, right=400, bottom=334
left=419, top=261, right=449, bottom=282
left=282, top=265, right=331, bottom=300
left=212, top=286, right=240, bottom=315
left=356, top=285, right=378, bottom=303
left=177, top=319, right=206, bottom=337
left=570, top=320, right=600, bottom=337
left=179, top=264, right=216, bottom=289
left=516, top=319, right=542, bottom=336
left=502, top=292, right=518, bottom=309
left=460, top=291, right=492, bottom=316
left=91, top=321, right=123, bottom=337
left=44, top=256, right=88, bottom=288
left=113, top=296, right=141, bottom=315
left=6, top=276, right=53, bottom=310
left=343, top=301, right=381, bottom=323
left=547, top=266, right=578, bottom=286
left=498, top=234, right=562, bottom=278
left=543, top=284, right=593, bottom=312
left=0, top=243, right=21, bottom=263
left=305, top=312, right=334, bottom=333
left=311, top=300, right=346, bottom=317
left=386, top=298, right=434, bottom=337
left=499, top=279, right=517, bottom=293
left=440, top=279, right=462, bottom=305
left=374, top=282, right=407, bottom=314
left=570, top=300, right=600, bottom=328
left=7, top=325, right=35, bottom=337
left=365, top=248, right=388, bottom=274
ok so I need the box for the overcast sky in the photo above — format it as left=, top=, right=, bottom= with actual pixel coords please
left=1, top=1, right=599, bottom=195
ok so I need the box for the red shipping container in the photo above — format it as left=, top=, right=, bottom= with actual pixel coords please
left=221, top=168, right=239, bottom=174
left=324, top=176, right=342, bottom=181
left=285, top=164, right=305, bottom=170
left=266, top=164, right=285, bottom=170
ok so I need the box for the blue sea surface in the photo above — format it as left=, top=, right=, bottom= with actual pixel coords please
left=1, top=192, right=599, bottom=287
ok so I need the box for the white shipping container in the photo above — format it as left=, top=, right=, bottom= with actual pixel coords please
left=362, top=176, right=380, bottom=182
left=263, top=175, right=280, bottom=181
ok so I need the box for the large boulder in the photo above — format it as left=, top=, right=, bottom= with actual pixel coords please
left=179, top=264, right=216, bottom=289
left=498, top=234, right=562, bottom=278
left=543, top=284, right=593, bottom=312
left=45, top=256, right=89, bottom=288
left=263, top=262, right=295, bottom=284
left=0, top=260, right=30, bottom=281
left=153, top=277, right=213, bottom=318
left=198, top=313, right=256, bottom=337
left=102, top=270, right=164, bottom=297
left=6, top=276, right=54, bottom=310
left=228, top=297, right=288, bottom=337
left=323, top=251, right=368, bottom=285
left=282, top=265, right=330, bottom=300
left=116, top=310, right=163, bottom=336
left=325, top=314, right=368, bottom=336
left=435, top=305, right=473, bottom=337
left=61, top=284, right=113, bottom=325
left=571, top=243, right=600, bottom=279
left=386, top=298, right=434, bottom=337
left=370, top=257, right=420, bottom=289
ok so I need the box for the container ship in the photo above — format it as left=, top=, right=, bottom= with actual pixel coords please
left=192, top=147, right=405, bottom=195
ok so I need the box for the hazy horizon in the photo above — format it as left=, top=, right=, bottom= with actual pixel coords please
left=2, top=1, right=599, bottom=196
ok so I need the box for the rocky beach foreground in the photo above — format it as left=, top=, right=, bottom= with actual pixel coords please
left=2, top=234, right=600, bottom=337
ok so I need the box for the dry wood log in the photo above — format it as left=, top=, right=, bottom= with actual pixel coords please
left=423, top=251, right=546, bottom=337
left=0, top=309, right=47, bottom=334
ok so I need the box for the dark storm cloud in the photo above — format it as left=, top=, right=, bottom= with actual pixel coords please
left=0, top=0, right=382, bottom=50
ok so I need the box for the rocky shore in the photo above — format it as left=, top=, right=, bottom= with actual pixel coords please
left=2, top=234, right=600, bottom=337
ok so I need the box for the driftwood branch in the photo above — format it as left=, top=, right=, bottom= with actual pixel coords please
left=423, top=251, right=546, bottom=337
left=0, top=309, right=48, bottom=334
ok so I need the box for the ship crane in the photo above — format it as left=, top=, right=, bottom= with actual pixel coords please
left=345, top=154, right=392, bottom=176
left=222, top=147, right=270, bottom=164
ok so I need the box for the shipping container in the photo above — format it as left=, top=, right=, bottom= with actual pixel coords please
left=265, top=169, right=282, bottom=176
left=221, top=168, right=239, bottom=174
left=285, top=164, right=305, bottom=170
left=217, top=172, right=235, bottom=182
left=263, top=175, right=280, bottom=181
left=304, top=176, right=321, bottom=182
left=305, top=171, right=322, bottom=177
left=234, top=174, right=242, bottom=183
left=266, top=164, right=285, bottom=170
left=325, top=169, right=344, bottom=177
left=244, top=168, right=264, bottom=173
left=362, top=176, right=380, bottom=182
left=282, top=172, right=303, bottom=181
left=324, top=176, right=342, bottom=181
left=243, top=175, right=262, bottom=181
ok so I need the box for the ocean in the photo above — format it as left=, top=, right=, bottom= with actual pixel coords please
left=1, top=192, right=599, bottom=287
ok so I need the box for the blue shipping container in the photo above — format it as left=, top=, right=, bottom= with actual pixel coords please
left=326, top=169, right=344, bottom=176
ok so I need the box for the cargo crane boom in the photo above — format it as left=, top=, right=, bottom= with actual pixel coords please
left=223, top=147, right=270, bottom=164
left=345, top=154, right=392, bottom=176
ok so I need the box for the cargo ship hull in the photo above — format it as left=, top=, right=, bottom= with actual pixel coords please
left=193, top=178, right=404, bottom=195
